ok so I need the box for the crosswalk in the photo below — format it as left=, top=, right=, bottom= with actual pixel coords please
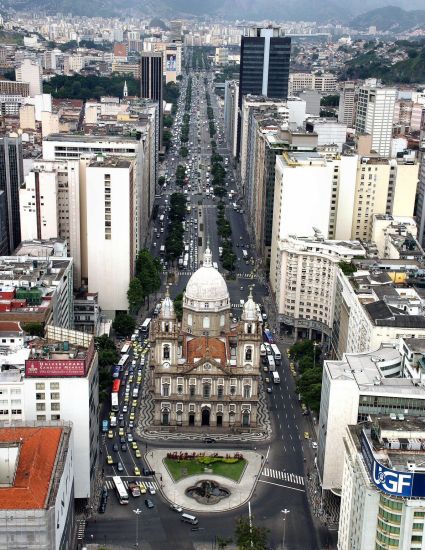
left=178, top=270, right=195, bottom=276
left=262, top=467, right=305, bottom=486
left=104, top=479, right=158, bottom=491
left=76, top=520, right=86, bottom=541
left=231, top=303, right=243, bottom=308
left=236, top=273, right=256, bottom=279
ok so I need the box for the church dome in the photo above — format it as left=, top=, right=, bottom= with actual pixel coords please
left=160, top=285, right=175, bottom=319
left=185, top=246, right=229, bottom=305
left=242, top=287, right=258, bottom=321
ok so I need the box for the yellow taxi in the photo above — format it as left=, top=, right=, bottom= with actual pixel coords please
left=129, top=375, right=134, bottom=383
left=118, top=427, right=124, bottom=436
left=304, top=431, right=310, bottom=439
left=132, top=441, right=138, bottom=450
left=132, top=399, right=138, bottom=407
left=135, top=450, right=142, bottom=458
left=107, top=430, right=113, bottom=439
left=137, top=481, right=147, bottom=493
left=124, top=395, right=129, bottom=403
left=129, top=412, right=135, bottom=421
left=106, top=455, right=113, bottom=465
left=134, top=466, right=141, bottom=476
left=137, top=376, right=142, bottom=384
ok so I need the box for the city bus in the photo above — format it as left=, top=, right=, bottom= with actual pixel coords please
left=272, top=371, right=281, bottom=384
left=183, top=253, right=189, bottom=268
left=113, top=476, right=129, bottom=505
left=267, top=355, right=276, bottom=372
left=140, top=318, right=151, bottom=335
left=120, top=343, right=130, bottom=355
left=260, top=344, right=266, bottom=357
left=264, top=329, right=274, bottom=344
left=118, top=354, right=129, bottom=369
left=270, top=344, right=281, bottom=365
left=111, top=392, right=119, bottom=412
left=112, top=379, right=121, bottom=394
left=160, top=245, right=165, bottom=255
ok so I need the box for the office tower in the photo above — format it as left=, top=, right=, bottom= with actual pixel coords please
left=289, top=72, right=337, bottom=95
left=339, top=420, right=425, bottom=550
left=164, top=43, right=182, bottom=84
left=85, top=157, right=136, bottom=315
left=355, top=85, right=397, bottom=157
left=224, top=80, right=239, bottom=159
left=0, top=135, right=23, bottom=253
left=338, top=82, right=355, bottom=126
left=140, top=52, right=163, bottom=145
left=15, top=59, right=42, bottom=97
left=416, top=149, right=425, bottom=248
left=238, top=27, right=291, bottom=107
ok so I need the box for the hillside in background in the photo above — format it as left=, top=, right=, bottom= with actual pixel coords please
left=350, top=6, right=425, bottom=32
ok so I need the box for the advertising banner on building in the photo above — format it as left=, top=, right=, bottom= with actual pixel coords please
left=166, top=54, right=176, bottom=72
left=26, top=359, right=86, bottom=377
left=361, top=430, right=425, bottom=498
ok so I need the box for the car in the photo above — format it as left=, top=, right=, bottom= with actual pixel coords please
left=148, top=486, right=156, bottom=495
left=124, top=395, right=129, bottom=404
left=120, top=435, right=126, bottom=444
left=312, top=442, right=318, bottom=449
left=106, top=455, right=113, bottom=465
left=134, top=466, right=141, bottom=476
left=107, top=430, right=113, bottom=439
left=117, top=462, right=124, bottom=472
left=170, top=503, right=183, bottom=513
left=119, top=419, right=126, bottom=428
left=127, top=433, right=134, bottom=442
left=135, top=449, right=142, bottom=458
left=145, top=498, right=154, bottom=509
left=138, top=481, right=147, bottom=493
left=267, top=387, right=272, bottom=393
left=132, top=441, right=138, bottom=450
left=121, top=444, right=127, bottom=452
left=129, top=420, right=134, bottom=429
left=132, top=399, right=138, bottom=407
left=129, top=412, right=135, bottom=421
left=304, top=432, right=310, bottom=439
left=123, top=405, right=128, bottom=413
left=118, top=413, right=124, bottom=421
left=112, top=443, right=119, bottom=452
left=118, top=427, right=124, bottom=436
left=203, top=437, right=216, bottom=444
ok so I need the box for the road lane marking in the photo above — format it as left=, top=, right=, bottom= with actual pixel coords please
left=258, top=479, right=305, bottom=492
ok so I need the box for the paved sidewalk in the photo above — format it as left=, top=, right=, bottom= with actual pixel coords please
left=145, top=448, right=263, bottom=513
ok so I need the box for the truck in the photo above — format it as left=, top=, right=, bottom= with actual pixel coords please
left=128, top=482, right=141, bottom=498
left=102, top=419, right=109, bottom=433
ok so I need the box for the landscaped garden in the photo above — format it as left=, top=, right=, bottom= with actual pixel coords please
left=164, top=451, right=247, bottom=482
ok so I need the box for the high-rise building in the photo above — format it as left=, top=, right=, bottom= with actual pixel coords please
left=415, top=149, right=425, bottom=248
left=239, top=27, right=291, bottom=107
left=140, top=52, right=163, bottom=145
left=15, top=59, right=42, bottom=97
left=224, top=80, right=239, bottom=159
left=339, top=420, right=425, bottom=550
left=0, top=135, right=24, bottom=253
left=85, top=157, right=136, bottom=315
left=355, top=85, right=397, bottom=157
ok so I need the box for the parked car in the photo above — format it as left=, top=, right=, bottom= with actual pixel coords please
left=170, top=503, right=183, bottom=513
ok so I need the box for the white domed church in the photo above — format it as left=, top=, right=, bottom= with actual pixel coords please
left=150, top=246, right=262, bottom=430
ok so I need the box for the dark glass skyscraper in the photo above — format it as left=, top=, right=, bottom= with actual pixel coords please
left=239, top=27, right=291, bottom=108
left=0, top=135, right=23, bottom=253
left=140, top=52, right=164, bottom=146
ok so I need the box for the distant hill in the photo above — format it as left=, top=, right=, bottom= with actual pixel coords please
left=350, top=6, right=425, bottom=32
left=343, top=42, right=425, bottom=84
left=4, top=0, right=425, bottom=21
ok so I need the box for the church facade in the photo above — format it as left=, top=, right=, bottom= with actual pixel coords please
left=149, top=246, right=262, bottom=430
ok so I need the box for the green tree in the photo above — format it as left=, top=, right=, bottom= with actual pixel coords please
left=163, top=114, right=174, bottom=128
left=98, top=349, right=120, bottom=368
left=173, top=292, right=184, bottom=321
left=320, top=94, right=340, bottom=107
left=135, top=249, right=161, bottom=304
left=339, top=261, right=356, bottom=275
left=113, top=314, right=136, bottom=337
left=179, top=146, right=189, bottom=157
left=214, top=186, right=226, bottom=198
left=235, top=516, right=268, bottom=550
left=297, top=367, right=323, bottom=412
left=163, top=129, right=172, bottom=150
left=127, top=277, right=144, bottom=314
left=158, top=176, right=166, bottom=186
left=22, top=322, right=44, bottom=337
left=95, top=334, right=116, bottom=351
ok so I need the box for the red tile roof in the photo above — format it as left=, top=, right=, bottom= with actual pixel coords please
left=0, top=321, right=23, bottom=333
left=187, top=337, right=227, bottom=365
left=0, top=427, right=62, bottom=510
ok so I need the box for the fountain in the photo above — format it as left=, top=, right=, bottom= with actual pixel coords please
left=185, top=480, right=230, bottom=504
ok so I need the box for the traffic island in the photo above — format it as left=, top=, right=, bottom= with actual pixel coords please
left=145, top=448, right=263, bottom=513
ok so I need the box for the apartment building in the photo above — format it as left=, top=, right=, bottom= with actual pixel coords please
left=271, top=236, right=365, bottom=343
left=331, top=269, right=425, bottom=359
left=338, top=81, right=355, bottom=127
left=15, top=59, right=42, bottom=97
left=223, top=80, right=239, bottom=160
left=355, top=85, right=397, bottom=157
left=371, top=215, right=424, bottom=261
left=289, top=72, right=337, bottom=94
left=305, top=118, right=347, bottom=152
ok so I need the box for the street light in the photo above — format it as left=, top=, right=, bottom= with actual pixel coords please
left=313, top=342, right=319, bottom=370
left=281, top=509, right=290, bottom=550
left=133, top=508, right=142, bottom=547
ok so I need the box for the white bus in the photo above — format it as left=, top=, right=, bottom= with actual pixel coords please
left=140, top=318, right=151, bottom=335
left=159, top=214, right=164, bottom=224
left=118, top=354, right=129, bottom=368
left=183, top=253, right=189, bottom=268
left=120, top=343, right=130, bottom=355
left=160, top=245, right=165, bottom=255
left=260, top=344, right=266, bottom=357
left=270, top=344, right=281, bottom=364
left=272, top=371, right=280, bottom=384
left=268, top=355, right=276, bottom=372
left=111, top=392, right=119, bottom=412
left=113, top=476, right=129, bottom=505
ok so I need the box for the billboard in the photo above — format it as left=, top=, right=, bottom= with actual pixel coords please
left=25, top=359, right=86, bottom=377
left=166, top=54, right=176, bottom=72
left=361, top=431, right=425, bottom=498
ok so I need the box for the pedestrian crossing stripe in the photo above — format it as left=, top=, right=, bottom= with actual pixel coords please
left=178, top=271, right=194, bottom=275
left=262, top=468, right=304, bottom=486
left=236, top=273, right=256, bottom=279
left=231, top=303, right=243, bottom=308
left=77, top=520, right=86, bottom=540
left=104, top=480, right=158, bottom=491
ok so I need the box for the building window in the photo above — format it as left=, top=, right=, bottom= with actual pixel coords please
left=36, top=403, right=45, bottom=411
left=163, top=345, right=170, bottom=359
left=203, top=316, right=210, bottom=329
left=203, top=384, right=211, bottom=398
left=36, top=415, right=46, bottom=421
left=51, top=414, right=60, bottom=420
left=51, top=403, right=60, bottom=411
left=50, top=382, right=59, bottom=390
left=245, top=347, right=252, bottom=361
left=50, top=393, right=60, bottom=400
left=230, top=385, right=236, bottom=396
left=36, top=393, right=45, bottom=400
left=244, top=385, right=251, bottom=399
left=36, top=383, right=45, bottom=390
left=218, top=385, right=224, bottom=398
left=189, top=385, right=195, bottom=397
left=162, top=384, right=170, bottom=397
left=177, top=384, right=183, bottom=395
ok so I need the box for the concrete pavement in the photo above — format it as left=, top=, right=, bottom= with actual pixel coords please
left=144, top=448, right=263, bottom=513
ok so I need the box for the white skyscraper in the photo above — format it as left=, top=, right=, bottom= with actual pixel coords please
left=355, top=85, right=396, bottom=157
left=15, top=59, right=42, bottom=97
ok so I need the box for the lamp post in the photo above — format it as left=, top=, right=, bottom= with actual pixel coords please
left=313, top=341, right=318, bottom=370
left=133, top=508, right=142, bottom=547
left=281, top=509, right=290, bottom=550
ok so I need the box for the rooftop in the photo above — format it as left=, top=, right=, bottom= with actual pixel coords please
left=43, top=133, right=139, bottom=143
left=0, top=426, right=68, bottom=510
left=88, top=156, right=132, bottom=168
left=186, top=336, right=227, bottom=365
